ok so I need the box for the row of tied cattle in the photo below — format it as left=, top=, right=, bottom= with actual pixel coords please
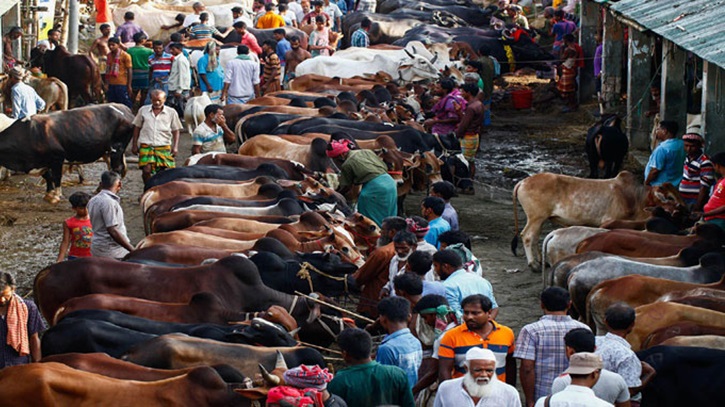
left=514, top=172, right=725, bottom=405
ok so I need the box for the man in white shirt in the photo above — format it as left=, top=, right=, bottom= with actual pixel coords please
left=285, top=0, right=304, bottom=24
left=221, top=45, right=260, bottom=104
left=183, top=2, right=215, bottom=28
left=7, top=66, right=45, bottom=119
left=131, top=89, right=182, bottom=183
left=535, top=353, right=613, bottom=407
left=435, top=347, right=521, bottom=407
left=166, top=43, right=191, bottom=117
left=191, top=104, right=235, bottom=154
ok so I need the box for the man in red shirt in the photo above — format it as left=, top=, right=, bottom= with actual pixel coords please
left=700, top=152, right=725, bottom=231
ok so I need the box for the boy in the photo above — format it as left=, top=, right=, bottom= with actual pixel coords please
left=56, top=192, right=93, bottom=262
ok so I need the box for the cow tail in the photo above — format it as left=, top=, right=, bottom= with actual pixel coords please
left=542, top=232, right=553, bottom=287
left=511, top=181, right=521, bottom=256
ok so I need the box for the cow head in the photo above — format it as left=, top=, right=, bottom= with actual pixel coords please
left=398, top=55, right=440, bottom=83
left=341, top=212, right=381, bottom=253
left=646, top=182, right=687, bottom=216
left=297, top=252, right=360, bottom=296
left=225, top=318, right=298, bottom=347
left=318, top=230, right=365, bottom=268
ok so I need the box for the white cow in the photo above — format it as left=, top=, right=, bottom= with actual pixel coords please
left=183, top=93, right=212, bottom=133
left=334, top=41, right=451, bottom=71
left=295, top=53, right=439, bottom=82
left=541, top=226, right=608, bottom=287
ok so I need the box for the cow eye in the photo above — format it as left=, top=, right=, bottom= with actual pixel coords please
left=342, top=247, right=350, bottom=252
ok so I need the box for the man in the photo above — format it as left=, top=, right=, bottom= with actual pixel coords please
left=350, top=17, right=371, bottom=48
left=327, top=139, right=398, bottom=227
left=407, top=216, right=437, bottom=255
left=506, top=5, right=529, bottom=29
left=0, top=272, right=46, bottom=368
left=104, top=37, right=134, bottom=109
left=328, top=328, right=415, bottom=407
left=88, top=24, right=111, bottom=74
left=3, top=27, right=23, bottom=70
left=303, top=1, right=331, bottom=26
left=256, top=3, right=287, bottom=29
left=535, top=353, right=613, bottom=407
left=166, top=42, right=191, bottom=117
left=515, top=287, right=591, bottom=407
left=407, top=250, right=446, bottom=297
left=421, top=196, right=451, bottom=249
left=46, top=29, right=61, bottom=50
left=282, top=365, right=346, bottom=406
left=434, top=250, right=498, bottom=320
left=93, top=0, right=114, bottom=37
left=558, top=34, right=583, bottom=113
left=456, top=83, right=484, bottom=179
left=87, top=171, right=134, bottom=259
left=227, top=22, right=263, bottom=55
left=644, top=120, right=685, bottom=187
left=354, top=216, right=407, bottom=317
left=551, top=9, right=577, bottom=54
left=278, top=3, right=297, bottom=28
left=380, top=231, right=418, bottom=298
left=439, top=230, right=483, bottom=277
left=6, top=66, right=45, bottom=119
left=190, top=12, right=226, bottom=41
left=438, top=294, right=513, bottom=382
left=127, top=32, right=154, bottom=107
left=231, top=7, right=246, bottom=24
left=596, top=304, right=654, bottom=406
left=287, top=0, right=305, bottom=24
left=393, top=272, right=425, bottom=308
left=131, top=90, right=182, bottom=183
left=679, top=127, right=714, bottom=210
left=222, top=45, right=261, bottom=105
left=274, top=29, right=292, bottom=75
left=115, top=11, right=145, bottom=47
left=552, top=328, right=631, bottom=407
left=376, top=297, right=423, bottom=390
left=147, top=40, right=174, bottom=103
left=322, top=0, right=343, bottom=32
left=425, top=78, right=465, bottom=135
left=430, top=181, right=459, bottom=231
left=284, top=36, right=311, bottom=84
left=183, top=2, right=215, bottom=28
left=300, top=0, right=312, bottom=21
left=192, top=104, right=235, bottom=154
left=435, top=347, right=521, bottom=407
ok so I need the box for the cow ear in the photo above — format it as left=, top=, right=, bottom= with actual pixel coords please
left=305, top=302, right=321, bottom=324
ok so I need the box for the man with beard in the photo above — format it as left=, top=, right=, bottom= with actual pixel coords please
left=380, top=231, right=418, bottom=298
left=434, top=347, right=521, bottom=406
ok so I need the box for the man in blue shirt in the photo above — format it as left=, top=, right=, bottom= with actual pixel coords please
left=434, top=249, right=499, bottom=320
left=376, top=296, right=423, bottom=389
left=7, top=67, right=45, bottom=119
left=645, top=120, right=686, bottom=187
left=421, top=196, right=451, bottom=249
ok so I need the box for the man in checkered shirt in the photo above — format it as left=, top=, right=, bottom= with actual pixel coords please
left=514, top=287, right=590, bottom=407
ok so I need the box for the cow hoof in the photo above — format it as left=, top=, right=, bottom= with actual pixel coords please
left=528, top=264, right=542, bottom=273
left=44, top=193, right=61, bottom=204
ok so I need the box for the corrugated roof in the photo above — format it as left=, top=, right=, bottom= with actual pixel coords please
left=607, top=0, right=725, bottom=69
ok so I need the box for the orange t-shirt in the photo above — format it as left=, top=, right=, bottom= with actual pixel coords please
left=437, top=320, right=515, bottom=381
left=256, top=13, right=286, bottom=29
left=106, top=51, right=133, bottom=86
left=94, top=0, right=111, bottom=23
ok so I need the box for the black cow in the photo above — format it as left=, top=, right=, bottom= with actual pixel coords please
left=342, top=13, right=425, bottom=47
left=451, top=35, right=555, bottom=73
left=238, top=113, right=308, bottom=141
left=378, top=0, right=477, bottom=14
left=169, top=191, right=299, bottom=212
left=251, top=251, right=358, bottom=297
left=637, top=346, right=725, bottom=407
left=585, top=114, right=629, bottom=178
left=143, top=164, right=289, bottom=191
left=0, top=103, right=134, bottom=203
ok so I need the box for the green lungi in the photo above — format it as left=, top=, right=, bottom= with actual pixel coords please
left=358, top=173, right=398, bottom=227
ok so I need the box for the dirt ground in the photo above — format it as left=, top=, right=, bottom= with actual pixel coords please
left=0, top=75, right=644, bottom=337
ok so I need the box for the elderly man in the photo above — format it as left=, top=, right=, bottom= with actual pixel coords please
left=183, top=2, right=215, bottom=28
left=535, top=353, right=613, bottom=407
left=435, top=347, right=521, bottom=406
left=6, top=66, right=45, bottom=119
left=131, top=90, right=182, bottom=183
left=379, top=230, right=418, bottom=298
left=221, top=45, right=260, bottom=104
left=87, top=171, right=134, bottom=259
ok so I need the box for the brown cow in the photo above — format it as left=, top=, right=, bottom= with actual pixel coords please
left=43, top=45, right=102, bottom=106
left=137, top=230, right=257, bottom=251
left=124, top=244, right=234, bottom=265
left=627, top=302, right=725, bottom=350
left=238, top=135, right=335, bottom=172
left=0, top=363, right=248, bottom=407
left=641, top=322, right=725, bottom=349
left=151, top=211, right=295, bottom=234
left=288, top=73, right=388, bottom=92
left=575, top=225, right=725, bottom=257
left=224, top=104, right=324, bottom=131
left=512, top=171, right=685, bottom=270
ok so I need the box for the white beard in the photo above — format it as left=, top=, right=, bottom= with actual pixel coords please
left=463, top=372, right=497, bottom=399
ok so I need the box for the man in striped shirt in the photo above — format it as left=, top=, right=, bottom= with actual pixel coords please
left=350, top=17, right=371, bottom=48
left=189, top=12, right=223, bottom=40
left=146, top=41, right=173, bottom=104
left=680, top=128, right=714, bottom=210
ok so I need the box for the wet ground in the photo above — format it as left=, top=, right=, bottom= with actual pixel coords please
left=0, top=74, right=645, bottom=337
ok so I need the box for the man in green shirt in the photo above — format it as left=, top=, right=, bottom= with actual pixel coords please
left=328, top=328, right=415, bottom=407
left=327, top=139, right=398, bottom=227
left=126, top=32, right=154, bottom=108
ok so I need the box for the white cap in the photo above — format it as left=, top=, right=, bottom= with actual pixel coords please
left=465, top=347, right=497, bottom=364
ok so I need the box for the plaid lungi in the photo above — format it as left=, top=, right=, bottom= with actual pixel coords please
left=138, top=144, right=175, bottom=173
left=460, top=132, right=480, bottom=162
left=557, top=66, right=577, bottom=94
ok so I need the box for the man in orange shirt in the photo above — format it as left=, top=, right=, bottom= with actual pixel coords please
left=256, top=3, right=287, bottom=29
left=104, top=37, right=133, bottom=108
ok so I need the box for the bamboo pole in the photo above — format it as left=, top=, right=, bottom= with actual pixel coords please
left=294, top=291, right=375, bottom=324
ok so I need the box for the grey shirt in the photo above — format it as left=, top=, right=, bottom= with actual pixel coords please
left=551, top=369, right=630, bottom=404
left=442, top=202, right=459, bottom=231
left=88, top=189, right=130, bottom=259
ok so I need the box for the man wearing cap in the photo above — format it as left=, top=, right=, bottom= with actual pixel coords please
left=6, top=67, right=45, bottom=120
left=283, top=365, right=348, bottom=406
left=535, top=352, right=613, bottom=406
left=679, top=126, right=714, bottom=211
left=327, top=139, right=397, bottom=227
left=435, top=347, right=521, bottom=406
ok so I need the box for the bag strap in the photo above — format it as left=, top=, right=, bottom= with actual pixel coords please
left=544, top=395, right=552, bottom=407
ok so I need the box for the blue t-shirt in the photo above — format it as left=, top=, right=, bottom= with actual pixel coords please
left=442, top=269, right=498, bottom=320
left=197, top=54, right=224, bottom=92
left=375, top=328, right=423, bottom=389
left=645, top=138, right=686, bottom=187
left=424, top=217, right=451, bottom=249
left=422, top=280, right=446, bottom=298
left=276, top=38, right=292, bottom=64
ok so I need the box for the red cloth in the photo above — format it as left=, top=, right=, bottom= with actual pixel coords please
left=573, top=43, right=585, bottom=68
left=265, top=386, right=322, bottom=406
left=6, top=294, right=29, bottom=356
left=326, top=140, right=352, bottom=158
left=65, top=216, right=92, bottom=257
left=94, top=0, right=111, bottom=23
left=704, top=178, right=725, bottom=220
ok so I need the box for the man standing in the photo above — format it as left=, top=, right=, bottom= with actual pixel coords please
left=433, top=250, right=498, bottom=320
left=437, top=295, right=513, bottom=384
left=192, top=104, right=234, bottom=154
left=87, top=171, right=134, bottom=259
left=380, top=231, right=418, bottom=298
left=228, top=22, right=264, bottom=55
left=167, top=43, right=191, bottom=117
left=425, top=78, right=465, bottom=136
left=430, top=181, right=459, bottom=231
left=147, top=40, right=174, bottom=103
left=679, top=127, right=714, bottom=210
left=322, top=0, right=343, bottom=32
left=328, top=328, right=415, bottom=407
left=6, top=66, right=45, bottom=119
left=2, top=27, right=23, bottom=70
left=303, top=1, right=331, bottom=26
left=222, top=45, right=261, bottom=105
left=421, top=197, right=450, bottom=249
left=644, top=120, right=685, bottom=187
left=115, top=11, right=145, bottom=47
left=274, top=29, right=292, bottom=81
left=435, top=348, right=521, bottom=407
left=256, top=3, right=286, bottom=29
left=284, top=36, right=311, bottom=84
left=535, top=353, right=613, bottom=407
left=456, top=83, right=484, bottom=180
left=376, top=297, right=423, bottom=390
left=551, top=9, right=577, bottom=54
left=88, top=24, right=111, bottom=74
left=104, top=37, right=134, bottom=109
left=515, top=287, right=591, bottom=407
left=350, top=17, right=371, bottom=48
left=131, top=90, right=182, bottom=183
left=183, top=2, right=215, bottom=28
left=127, top=33, right=154, bottom=107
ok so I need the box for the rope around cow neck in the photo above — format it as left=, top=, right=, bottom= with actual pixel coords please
left=296, top=262, right=349, bottom=295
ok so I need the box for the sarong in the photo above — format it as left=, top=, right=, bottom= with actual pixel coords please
left=557, top=65, right=577, bottom=94
left=132, top=69, right=150, bottom=90
left=460, top=132, right=480, bottom=162
left=138, top=144, right=175, bottom=174
left=357, top=173, right=397, bottom=227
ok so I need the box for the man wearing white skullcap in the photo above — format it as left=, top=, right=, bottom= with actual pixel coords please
left=434, top=347, right=521, bottom=406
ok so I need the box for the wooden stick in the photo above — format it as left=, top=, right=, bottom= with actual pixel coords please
left=297, top=341, right=342, bottom=355
left=294, top=291, right=375, bottom=324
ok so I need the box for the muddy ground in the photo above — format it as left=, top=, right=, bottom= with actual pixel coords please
left=0, top=75, right=645, bottom=337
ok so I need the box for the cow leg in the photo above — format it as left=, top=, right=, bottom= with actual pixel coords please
left=521, top=219, right=545, bottom=271
left=42, top=169, right=62, bottom=204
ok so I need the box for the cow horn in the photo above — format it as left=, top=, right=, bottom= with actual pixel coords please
left=289, top=327, right=301, bottom=336
left=259, top=364, right=281, bottom=385
left=404, top=48, right=414, bottom=58
left=275, top=350, right=288, bottom=370
left=412, top=45, right=417, bottom=54
left=431, top=53, right=438, bottom=64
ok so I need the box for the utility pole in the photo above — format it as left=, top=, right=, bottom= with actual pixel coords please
left=67, top=0, right=78, bottom=53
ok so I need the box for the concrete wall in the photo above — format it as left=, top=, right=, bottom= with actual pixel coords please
left=626, top=29, right=655, bottom=150
left=602, top=11, right=624, bottom=109
left=579, top=0, right=600, bottom=103
left=659, top=40, right=688, bottom=132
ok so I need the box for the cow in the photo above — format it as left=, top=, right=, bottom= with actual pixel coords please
left=575, top=225, right=725, bottom=257
left=541, top=226, right=608, bottom=285
left=585, top=114, right=629, bottom=179
left=341, top=13, right=424, bottom=46
left=641, top=322, right=725, bottom=349
left=1, top=75, right=68, bottom=112
left=0, top=363, right=250, bottom=407
left=42, top=45, right=102, bottom=106
left=0, top=104, right=134, bottom=203
left=627, top=302, right=725, bottom=350
left=295, top=53, right=440, bottom=82
left=511, top=171, right=686, bottom=271
left=637, top=346, right=725, bottom=407
left=143, top=164, right=290, bottom=191
left=183, top=93, right=212, bottom=133
left=149, top=211, right=295, bottom=234
left=238, top=136, right=334, bottom=173
left=334, top=40, right=451, bottom=71
left=251, top=251, right=358, bottom=296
